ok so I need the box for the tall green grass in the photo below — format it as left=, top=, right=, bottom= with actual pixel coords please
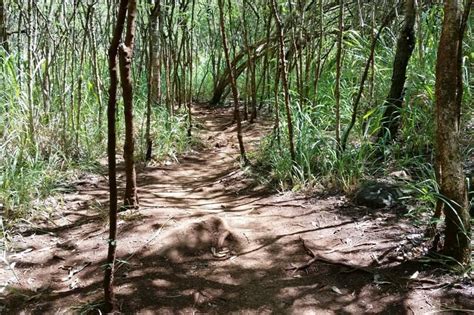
left=254, top=4, right=473, bottom=202
left=0, top=49, right=191, bottom=224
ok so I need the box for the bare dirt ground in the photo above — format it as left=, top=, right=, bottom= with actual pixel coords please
left=1, top=104, right=473, bottom=314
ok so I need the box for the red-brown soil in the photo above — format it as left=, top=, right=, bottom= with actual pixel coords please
left=1, top=104, right=473, bottom=314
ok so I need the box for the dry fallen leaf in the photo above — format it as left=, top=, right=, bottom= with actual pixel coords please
left=331, top=286, right=343, bottom=295
left=410, top=271, right=419, bottom=279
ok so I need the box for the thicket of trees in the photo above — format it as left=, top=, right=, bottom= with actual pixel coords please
left=0, top=0, right=472, bottom=311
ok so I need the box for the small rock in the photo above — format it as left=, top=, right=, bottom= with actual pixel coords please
left=389, top=170, right=411, bottom=180
left=353, top=181, right=404, bottom=209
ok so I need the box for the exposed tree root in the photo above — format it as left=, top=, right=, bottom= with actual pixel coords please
left=286, top=237, right=374, bottom=274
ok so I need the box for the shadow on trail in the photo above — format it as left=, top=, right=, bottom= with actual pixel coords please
left=3, top=104, right=472, bottom=314
left=11, top=225, right=472, bottom=314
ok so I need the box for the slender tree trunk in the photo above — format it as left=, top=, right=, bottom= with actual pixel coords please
left=241, top=1, right=257, bottom=123
left=0, top=0, right=8, bottom=52
left=88, top=7, right=104, bottom=138
left=290, top=3, right=304, bottom=107
left=120, top=0, right=139, bottom=209
left=68, top=4, right=77, bottom=148
left=165, top=46, right=172, bottom=114
left=26, top=0, right=35, bottom=146
left=341, top=9, right=396, bottom=152
left=241, top=4, right=251, bottom=121
left=377, top=0, right=416, bottom=142
left=273, top=49, right=281, bottom=148
left=75, top=4, right=92, bottom=149
left=149, top=1, right=161, bottom=105
left=167, top=0, right=175, bottom=115
left=258, top=11, right=273, bottom=110
left=210, top=36, right=274, bottom=105
left=187, top=0, right=196, bottom=137
left=217, top=0, right=248, bottom=164
left=146, top=1, right=160, bottom=160
left=435, top=0, right=471, bottom=266
left=104, top=1, right=128, bottom=312
left=303, top=40, right=314, bottom=101
left=356, top=0, right=364, bottom=28
left=368, top=3, right=375, bottom=105
left=271, top=0, right=296, bottom=165
left=15, top=1, right=21, bottom=88
left=60, top=16, right=68, bottom=150
left=334, top=1, right=344, bottom=150
left=416, top=0, right=424, bottom=69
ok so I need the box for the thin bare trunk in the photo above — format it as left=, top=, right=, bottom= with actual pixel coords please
left=75, top=4, right=92, bottom=148
left=341, top=8, right=396, bottom=152
left=88, top=7, right=104, bottom=136
left=334, top=1, right=344, bottom=150
left=217, top=0, right=248, bottom=164
left=271, top=0, right=296, bottom=164
left=120, top=0, right=138, bottom=209
left=146, top=1, right=160, bottom=160
left=273, top=49, right=281, bottom=148
left=104, top=1, right=128, bottom=312
left=0, top=0, right=8, bottom=52
left=377, top=0, right=416, bottom=142
left=26, top=0, right=35, bottom=146
left=68, top=4, right=77, bottom=148
left=258, top=11, right=273, bottom=110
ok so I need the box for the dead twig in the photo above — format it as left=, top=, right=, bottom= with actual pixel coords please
left=403, top=277, right=453, bottom=290
left=254, top=203, right=307, bottom=208
left=412, top=282, right=451, bottom=290
left=323, top=241, right=378, bottom=254
left=60, top=261, right=91, bottom=281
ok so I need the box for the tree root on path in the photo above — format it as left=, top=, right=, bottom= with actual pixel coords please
left=289, top=238, right=453, bottom=291
left=286, top=237, right=374, bottom=274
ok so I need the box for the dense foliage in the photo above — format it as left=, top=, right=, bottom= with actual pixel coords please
left=0, top=0, right=472, bottom=239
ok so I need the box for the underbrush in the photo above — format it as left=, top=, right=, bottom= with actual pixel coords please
left=137, top=106, right=192, bottom=163
left=253, top=12, right=472, bottom=216
left=253, top=104, right=375, bottom=193
left=0, top=52, right=191, bottom=227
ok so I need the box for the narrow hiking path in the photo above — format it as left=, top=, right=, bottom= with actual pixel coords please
left=2, top=105, right=473, bottom=314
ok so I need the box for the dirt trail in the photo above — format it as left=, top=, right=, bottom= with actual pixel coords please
left=2, top=105, right=473, bottom=314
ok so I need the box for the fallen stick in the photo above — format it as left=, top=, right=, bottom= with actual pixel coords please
left=323, top=242, right=378, bottom=254
left=254, top=203, right=307, bottom=208
left=413, top=282, right=450, bottom=290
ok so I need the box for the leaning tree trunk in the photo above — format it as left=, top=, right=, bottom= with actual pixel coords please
left=120, top=0, right=139, bottom=208
left=104, top=0, right=129, bottom=312
left=210, top=36, right=274, bottom=105
left=340, top=8, right=396, bottom=152
left=217, top=0, right=248, bottom=164
left=435, top=0, right=471, bottom=266
left=271, top=0, right=296, bottom=165
left=377, top=0, right=416, bottom=142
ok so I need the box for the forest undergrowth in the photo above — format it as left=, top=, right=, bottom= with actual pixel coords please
left=0, top=1, right=473, bottom=233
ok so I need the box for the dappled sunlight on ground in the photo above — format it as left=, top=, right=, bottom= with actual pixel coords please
left=1, top=104, right=472, bottom=314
